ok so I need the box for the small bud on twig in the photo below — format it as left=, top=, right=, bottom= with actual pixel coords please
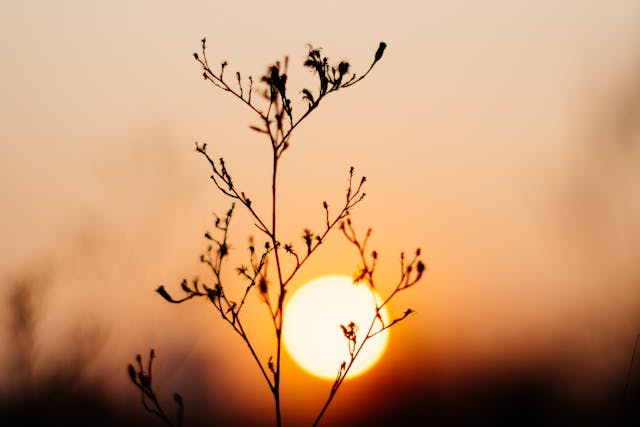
left=374, top=42, right=387, bottom=63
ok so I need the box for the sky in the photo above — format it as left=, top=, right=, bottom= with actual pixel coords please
left=2, top=1, right=640, bottom=426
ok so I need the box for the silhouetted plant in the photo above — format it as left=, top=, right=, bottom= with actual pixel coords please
left=129, top=39, right=426, bottom=426
left=128, top=350, right=183, bottom=427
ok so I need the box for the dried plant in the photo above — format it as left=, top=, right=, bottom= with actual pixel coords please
left=128, top=39, right=426, bottom=427
left=128, top=349, right=183, bottom=427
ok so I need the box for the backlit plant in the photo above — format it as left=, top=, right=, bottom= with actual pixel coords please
left=128, top=39, right=426, bottom=427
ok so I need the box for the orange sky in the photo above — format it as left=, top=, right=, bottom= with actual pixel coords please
left=2, top=1, right=640, bottom=425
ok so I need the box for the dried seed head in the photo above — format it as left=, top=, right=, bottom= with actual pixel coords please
left=259, top=275, right=268, bottom=294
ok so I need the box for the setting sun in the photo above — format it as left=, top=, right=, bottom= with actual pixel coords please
left=283, top=275, right=390, bottom=380
left=5, top=2, right=640, bottom=425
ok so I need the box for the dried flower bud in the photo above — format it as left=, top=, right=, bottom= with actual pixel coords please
left=219, top=242, right=228, bottom=257
left=302, top=229, right=313, bottom=250
left=181, top=279, right=191, bottom=293
left=338, top=61, right=350, bottom=76
left=259, top=275, right=268, bottom=294
left=127, top=364, right=137, bottom=383
left=374, top=42, right=387, bottom=62
left=156, top=286, right=176, bottom=303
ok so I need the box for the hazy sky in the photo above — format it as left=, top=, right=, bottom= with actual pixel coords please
left=2, top=1, right=640, bottom=425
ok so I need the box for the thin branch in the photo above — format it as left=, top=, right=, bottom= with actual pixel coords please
left=312, top=222, right=425, bottom=426
left=282, top=168, right=367, bottom=288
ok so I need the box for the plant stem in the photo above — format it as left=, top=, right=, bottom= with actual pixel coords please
left=271, top=146, right=284, bottom=427
left=312, top=392, right=335, bottom=426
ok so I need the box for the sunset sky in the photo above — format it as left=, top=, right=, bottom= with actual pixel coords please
left=2, top=1, right=640, bottom=426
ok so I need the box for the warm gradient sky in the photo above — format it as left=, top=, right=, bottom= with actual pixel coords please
left=2, top=1, right=640, bottom=426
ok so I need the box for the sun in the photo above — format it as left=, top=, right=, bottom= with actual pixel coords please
left=283, top=275, right=390, bottom=380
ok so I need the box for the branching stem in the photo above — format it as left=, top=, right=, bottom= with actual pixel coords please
left=132, top=40, right=425, bottom=427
